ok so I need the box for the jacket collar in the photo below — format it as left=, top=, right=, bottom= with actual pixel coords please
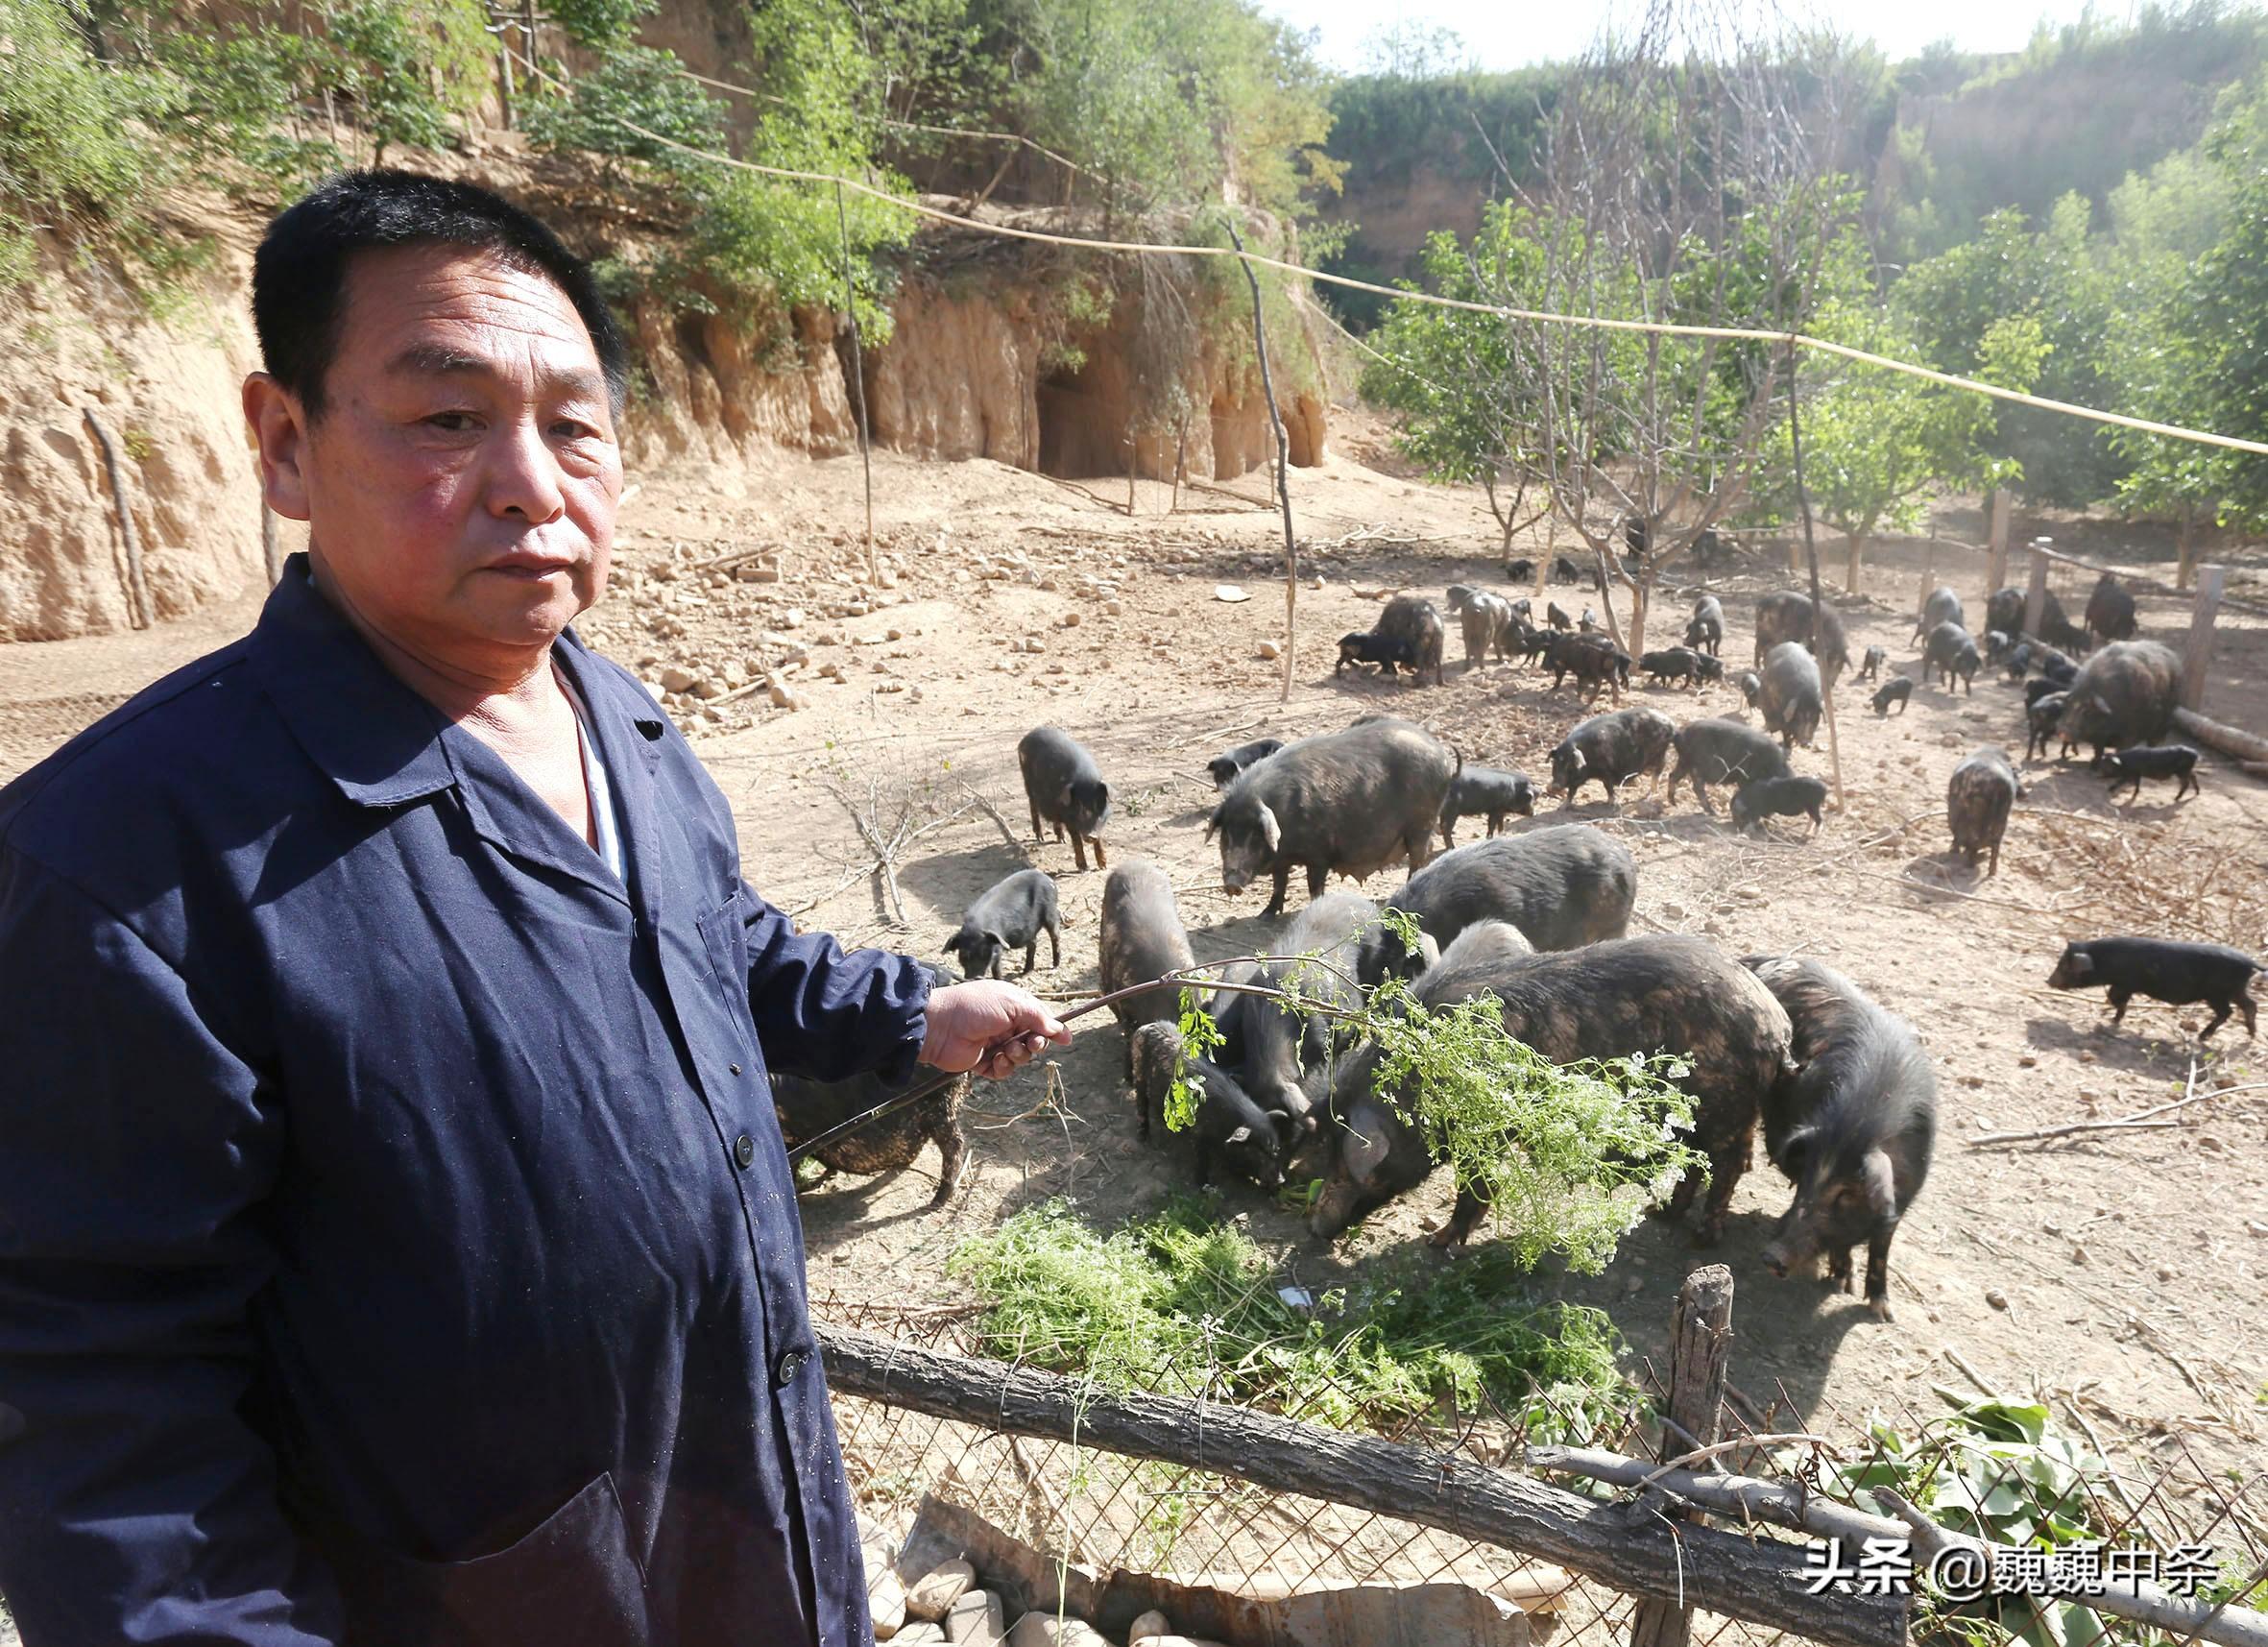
left=249, top=555, right=457, bottom=809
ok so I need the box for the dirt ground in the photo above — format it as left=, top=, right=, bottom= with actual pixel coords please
left=4, top=419, right=2264, bottom=1514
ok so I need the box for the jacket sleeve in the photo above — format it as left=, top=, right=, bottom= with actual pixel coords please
left=738, top=885, right=933, bottom=1084
left=0, top=851, right=343, bottom=1646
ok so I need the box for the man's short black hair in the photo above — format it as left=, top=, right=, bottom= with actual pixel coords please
left=252, top=169, right=629, bottom=423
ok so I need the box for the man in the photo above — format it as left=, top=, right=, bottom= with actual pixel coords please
left=0, top=170, right=1067, bottom=1646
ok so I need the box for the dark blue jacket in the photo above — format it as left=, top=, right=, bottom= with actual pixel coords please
left=0, top=557, right=928, bottom=1647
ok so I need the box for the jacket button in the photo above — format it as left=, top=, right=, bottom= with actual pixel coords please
left=729, top=1063, right=741, bottom=1076
left=733, top=1133, right=756, bottom=1168
left=774, top=1347, right=808, bottom=1386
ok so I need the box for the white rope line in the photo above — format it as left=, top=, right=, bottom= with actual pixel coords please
left=523, top=51, right=2268, bottom=459
left=675, top=66, right=1108, bottom=187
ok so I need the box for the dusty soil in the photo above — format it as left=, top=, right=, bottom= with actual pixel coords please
left=4, top=422, right=2264, bottom=1517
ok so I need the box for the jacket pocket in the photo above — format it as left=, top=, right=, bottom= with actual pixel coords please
left=330, top=1472, right=651, bottom=1647
left=694, top=888, right=762, bottom=1055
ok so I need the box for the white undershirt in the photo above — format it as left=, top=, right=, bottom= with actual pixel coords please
left=556, top=670, right=627, bottom=882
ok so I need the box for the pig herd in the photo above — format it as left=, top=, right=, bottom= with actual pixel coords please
left=774, top=566, right=2257, bottom=1329
left=994, top=709, right=1938, bottom=1320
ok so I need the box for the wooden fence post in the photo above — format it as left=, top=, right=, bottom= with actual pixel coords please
left=1987, top=488, right=2011, bottom=593
left=2024, top=541, right=2051, bottom=641
left=1629, top=1266, right=1736, bottom=1647
left=2182, top=565, right=2226, bottom=712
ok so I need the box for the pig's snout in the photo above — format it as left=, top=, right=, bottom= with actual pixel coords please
left=1760, top=1247, right=1792, bottom=1278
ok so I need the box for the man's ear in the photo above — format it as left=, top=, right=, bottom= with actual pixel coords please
left=242, top=372, right=312, bottom=523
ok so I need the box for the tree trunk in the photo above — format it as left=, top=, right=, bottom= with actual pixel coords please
left=1844, top=529, right=1864, bottom=594
left=2177, top=504, right=2198, bottom=592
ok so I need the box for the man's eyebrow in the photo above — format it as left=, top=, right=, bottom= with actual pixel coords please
left=384, top=343, right=607, bottom=401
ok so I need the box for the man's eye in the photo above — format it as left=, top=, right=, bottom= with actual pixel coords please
left=424, top=412, right=479, bottom=432
left=551, top=420, right=598, bottom=441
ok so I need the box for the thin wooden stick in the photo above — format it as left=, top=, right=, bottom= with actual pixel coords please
left=834, top=182, right=879, bottom=588
left=1226, top=222, right=1297, bottom=702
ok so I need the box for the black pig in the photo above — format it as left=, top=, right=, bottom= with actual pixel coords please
left=1685, top=596, right=1725, bottom=657
left=1741, top=957, right=1936, bottom=1320
left=1757, top=642, right=1823, bottom=750
left=1018, top=726, right=1111, bottom=871
left=1098, top=860, right=1195, bottom=1081
left=1356, top=824, right=1638, bottom=984
left=1438, top=765, right=1536, bottom=846
left=1313, top=935, right=1794, bottom=1247
left=1206, top=737, right=1285, bottom=789
left=1947, top=746, right=2020, bottom=876
left=2048, top=936, right=2262, bottom=1039
left=773, top=960, right=971, bottom=1208
left=1870, top=678, right=1912, bottom=715
left=1857, top=644, right=1887, bottom=682
left=1548, top=706, right=1676, bottom=806
left=944, top=868, right=1062, bottom=980
left=1665, top=718, right=1790, bottom=814
left=1729, top=775, right=1827, bottom=836
left=1377, top=593, right=1447, bottom=686
left=1337, top=629, right=1419, bottom=678
left=2094, top=744, right=2201, bottom=802
left=1207, top=716, right=1457, bottom=917
left=1129, top=1023, right=1294, bottom=1188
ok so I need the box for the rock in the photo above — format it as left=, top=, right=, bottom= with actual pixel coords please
left=1023, top=639, right=1047, bottom=655
left=767, top=681, right=803, bottom=712
left=906, top=1560, right=975, bottom=1622
left=1213, top=584, right=1250, bottom=603
left=1062, top=612, right=1082, bottom=628
left=870, top=1568, right=908, bottom=1639
left=1660, top=903, right=1686, bottom=921
left=1256, top=640, right=1281, bottom=660
left=1004, top=1617, right=1110, bottom=1647
left=1127, top=1611, right=1170, bottom=1645
left=1986, top=1288, right=2009, bottom=1311
left=1103, top=599, right=1123, bottom=616
left=691, top=676, right=728, bottom=699
left=781, top=607, right=806, bottom=629
left=660, top=665, right=698, bottom=693
left=946, top=1587, right=1005, bottom=1645
left=887, top=627, right=905, bottom=641
left=896, top=1627, right=949, bottom=1646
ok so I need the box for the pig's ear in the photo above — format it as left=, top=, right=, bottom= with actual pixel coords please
left=2092, top=693, right=2112, bottom=715
left=2067, top=948, right=2094, bottom=980
left=1203, top=807, right=1222, bottom=843
left=1343, top=1098, right=1392, bottom=1185
left=983, top=930, right=1007, bottom=953
left=1224, top=1125, right=1253, bottom=1146
left=1270, top=1111, right=1299, bottom=1148
left=1413, top=932, right=1441, bottom=974
left=1255, top=801, right=1282, bottom=856
left=1773, top=1125, right=1819, bottom=1177
left=1860, top=1148, right=1897, bottom=1217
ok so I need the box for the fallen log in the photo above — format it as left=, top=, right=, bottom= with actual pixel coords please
left=2173, top=707, right=2268, bottom=773
left=817, top=1326, right=1909, bottom=1647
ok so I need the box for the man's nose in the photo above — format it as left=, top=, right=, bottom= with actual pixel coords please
left=487, top=416, right=567, bottom=523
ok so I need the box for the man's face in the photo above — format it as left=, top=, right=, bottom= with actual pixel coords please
left=263, top=242, right=622, bottom=668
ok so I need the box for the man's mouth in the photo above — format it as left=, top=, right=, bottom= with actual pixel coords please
left=485, top=553, right=579, bottom=580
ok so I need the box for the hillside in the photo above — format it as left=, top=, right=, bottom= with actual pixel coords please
left=1316, top=6, right=2266, bottom=318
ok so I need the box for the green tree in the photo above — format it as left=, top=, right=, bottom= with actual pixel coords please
left=520, top=43, right=727, bottom=184
left=1362, top=206, right=1567, bottom=555
left=1784, top=305, right=2046, bottom=593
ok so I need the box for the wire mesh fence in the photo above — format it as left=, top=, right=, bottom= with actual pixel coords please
left=815, top=1291, right=2268, bottom=1647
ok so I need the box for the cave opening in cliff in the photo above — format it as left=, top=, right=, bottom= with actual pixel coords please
left=1033, top=359, right=1131, bottom=480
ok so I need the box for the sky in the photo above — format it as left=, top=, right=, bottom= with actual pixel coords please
left=1257, top=0, right=2124, bottom=74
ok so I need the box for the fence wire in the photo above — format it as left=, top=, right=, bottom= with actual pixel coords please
left=815, top=1294, right=2267, bottom=1647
